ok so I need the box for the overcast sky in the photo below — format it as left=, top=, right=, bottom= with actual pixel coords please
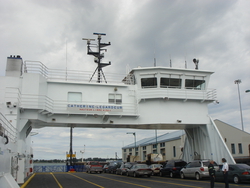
left=0, top=0, right=249, bottom=160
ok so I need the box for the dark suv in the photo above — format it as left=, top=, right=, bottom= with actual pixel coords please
left=160, top=160, right=187, bottom=178
left=106, top=161, right=122, bottom=174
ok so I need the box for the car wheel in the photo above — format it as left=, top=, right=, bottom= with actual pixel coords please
left=133, top=172, right=137, bottom=177
left=180, top=172, right=185, bottom=179
left=233, top=175, right=240, bottom=184
left=126, top=172, right=129, bottom=176
left=195, top=173, right=200, bottom=180
left=170, top=172, right=174, bottom=178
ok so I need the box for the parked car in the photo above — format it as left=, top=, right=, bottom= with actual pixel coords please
left=126, top=164, right=152, bottom=177
left=86, top=161, right=103, bottom=173
left=215, top=164, right=250, bottom=184
left=103, top=164, right=109, bottom=173
left=116, top=162, right=136, bottom=175
left=160, top=159, right=187, bottom=178
left=149, top=164, right=163, bottom=176
left=106, top=161, right=122, bottom=174
left=180, top=160, right=218, bottom=180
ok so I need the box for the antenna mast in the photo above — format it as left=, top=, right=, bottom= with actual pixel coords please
left=82, top=33, right=111, bottom=83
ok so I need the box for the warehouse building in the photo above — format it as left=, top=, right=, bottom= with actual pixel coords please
left=122, top=119, right=250, bottom=164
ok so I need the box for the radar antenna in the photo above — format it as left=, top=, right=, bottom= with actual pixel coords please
left=82, top=33, right=111, bottom=83
left=193, top=58, right=199, bottom=70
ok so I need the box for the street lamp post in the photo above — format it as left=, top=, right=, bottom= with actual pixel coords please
left=234, top=79, right=244, bottom=131
left=80, top=145, right=85, bottom=162
left=127, top=132, right=136, bottom=156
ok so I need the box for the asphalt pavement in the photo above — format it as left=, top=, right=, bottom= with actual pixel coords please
left=20, top=172, right=250, bottom=188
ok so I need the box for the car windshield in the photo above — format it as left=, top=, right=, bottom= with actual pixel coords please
left=175, top=162, right=186, bottom=166
left=136, top=164, right=149, bottom=169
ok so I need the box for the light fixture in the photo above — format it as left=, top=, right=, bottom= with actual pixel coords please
left=234, top=79, right=244, bottom=131
left=6, top=102, right=11, bottom=108
left=127, top=132, right=137, bottom=157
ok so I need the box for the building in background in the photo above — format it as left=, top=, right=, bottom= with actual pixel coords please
left=122, top=120, right=250, bottom=164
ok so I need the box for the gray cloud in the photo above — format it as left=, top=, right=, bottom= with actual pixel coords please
left=1, top=0, right=249, bottom=159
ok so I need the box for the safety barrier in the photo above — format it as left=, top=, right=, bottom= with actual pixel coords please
left=33, top=165, right=86, bottom=172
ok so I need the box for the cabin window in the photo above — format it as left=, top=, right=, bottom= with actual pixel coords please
left=231, top=143, right=235, bottom=154
left=141, top=77, right=157, bottom=88
left=238, top=143, right=243, bottom=154
left=143, top=146, right=146, bottom=150
left=68, top=92, right=82, bottom=102
left=160, top=142, right=165, bottom=147
left=153, top=144, right=157, bottom=148
left=160, top=78, right=181, bottom=88
left=109, top=93, right=122, bottom=104
left=173, top=146, right=176, bottom=157
left=143, top=151, right=146, bottom=160
left=185, top=79, right=205, bottom=90
left=160, top=149, right=165, bottom=156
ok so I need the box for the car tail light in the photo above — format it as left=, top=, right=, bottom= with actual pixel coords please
left=242, top=171, right=250, bottom=175
left=155, top=168, right=160, bottom=170
left=172, top=167, right=177, bottom=171
left=200, top=167, right=204, bottom=171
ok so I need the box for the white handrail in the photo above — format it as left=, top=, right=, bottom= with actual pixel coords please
left=0, top=112, right=17, bottom=142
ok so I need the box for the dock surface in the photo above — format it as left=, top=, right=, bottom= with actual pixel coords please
left=21, top=172, right=250, bottom=188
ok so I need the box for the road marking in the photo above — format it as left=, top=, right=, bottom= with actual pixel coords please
left=20, top=173, right=36, bottom=188
left=139, top=178, right=202, bottom=188
left=69, top=173, right=105, bottom=188
left=94, top=175, right=151, bottom=188
left=108, top=174, right=201, bottom=188
left=50, top=173, right=63, bottom=188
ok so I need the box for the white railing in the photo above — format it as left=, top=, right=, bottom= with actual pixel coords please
left=0, top=112, right=17, bottom=142
left=138, top=88, right=217, bottom=101
left=20, top=94, right=54, bottom=113
left=23, top=61, right=127, bottom=84
left=20, top=94, right=138, bottom=115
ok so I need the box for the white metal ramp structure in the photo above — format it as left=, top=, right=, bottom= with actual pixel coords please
left=0, top=53, right=235, bottom=186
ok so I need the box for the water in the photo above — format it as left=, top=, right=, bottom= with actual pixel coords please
left=34, top=162, right=66, bottom=166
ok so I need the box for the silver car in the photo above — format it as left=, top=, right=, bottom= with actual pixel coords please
left=126, top=164, right=152, bottom=177
left=180, top=160, right=218, bottom=180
